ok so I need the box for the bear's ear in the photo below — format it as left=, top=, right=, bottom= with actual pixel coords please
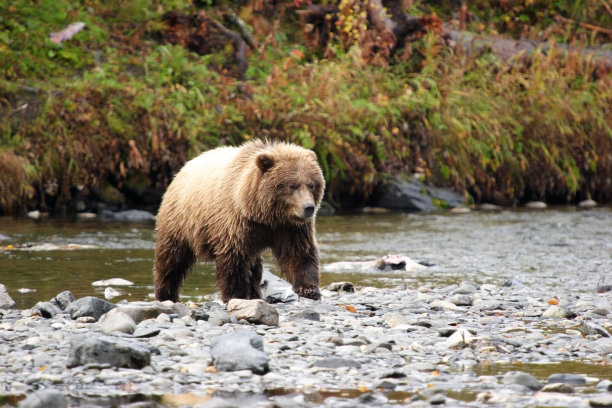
left=256, top=153, right=275, bottom=172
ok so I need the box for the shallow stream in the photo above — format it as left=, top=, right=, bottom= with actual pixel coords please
left=1, top=207, right=610, bottom=308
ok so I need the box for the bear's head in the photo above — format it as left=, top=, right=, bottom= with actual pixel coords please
left=240, top=142, right=325, bottom=226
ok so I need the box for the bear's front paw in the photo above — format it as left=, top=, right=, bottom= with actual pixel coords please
left=294, top=286, right=321, bottom=300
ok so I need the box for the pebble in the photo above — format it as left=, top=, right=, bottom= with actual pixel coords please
left=0, top=280, right=610, bottom=407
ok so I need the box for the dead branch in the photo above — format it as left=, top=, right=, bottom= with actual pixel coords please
left=161, top=11, right=249, bottom=80
left=554, top=15, right=612, bottom=37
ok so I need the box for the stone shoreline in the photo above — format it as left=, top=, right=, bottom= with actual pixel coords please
left=1, top=279, right=611, bottom=408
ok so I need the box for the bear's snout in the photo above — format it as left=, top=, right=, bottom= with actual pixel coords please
left=303, top=203, right=315, bottom=218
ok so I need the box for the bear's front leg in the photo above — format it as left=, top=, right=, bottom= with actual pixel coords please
left=215, top=253, right=262, bottom=302
left=273, top=240, right=321, bottom=301
left=291, top=262, right=321, bottom=301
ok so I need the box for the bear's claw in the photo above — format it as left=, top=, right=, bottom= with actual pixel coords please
left=295, top=286, right=321, bottom=301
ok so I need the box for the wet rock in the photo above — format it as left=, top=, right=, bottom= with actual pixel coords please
left=65, top=296, right=116, bottom=321
left=210, top=330, right=269, bottom=374
left=31, top=301, right=62, bottom=318
left=542, top=305, right=577, bottom=319
left=92, top=278, right=134, bottom=287
left=260, top=270, right=298, bottom=304
left=68, top=335, right=151, bottom=369
left=526, top=201, right=547, bottom=209
left=579, top=322, right=611, bottom=338
left=18, top=389, right=67, bottom=408
left=541, top=382, right=575, bottom=393
left=547, top=373, right=586, bottom=385
left=104, top=287, right=120, bottom=300
left=325, top=282, right=355, bottom=293
left=106, top=301, right=190, bottom=325
left=226, top=299, right=279, bottom=326
left=26, top=210, right=41, bottom=220
left=314, top=357, right=361, bottom=369
left=502, top=371, right=543, bottom=391
left=419, top=388, right=446, bottom=405
left=373, top=177, right=464, bottom=211
left=100, top=209, right=155, bottom=223
left=596, top=380, right=612, bottom=391
left=0, top=284, right=16, bottom=309
left=590, top=395, right=612, bottom=407
left=578, top=199, right=597, bottom=208
left=100, top=311, right=137, bottom=335
left=49, top=291, right=75, bottom=310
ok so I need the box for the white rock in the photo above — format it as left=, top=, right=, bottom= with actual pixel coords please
left=92, top=278, right=134, bottom=287
left=226, top=299, right=279, bottom=326
left=444, top=329, right=476, bottom=348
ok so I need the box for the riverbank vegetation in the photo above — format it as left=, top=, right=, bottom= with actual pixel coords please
left=1, top=0, right=611, bottom=215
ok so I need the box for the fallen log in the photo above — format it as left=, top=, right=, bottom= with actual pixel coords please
left=448, top=30, right=612, bottom=78
left=296, top=1, right=612, bottom=78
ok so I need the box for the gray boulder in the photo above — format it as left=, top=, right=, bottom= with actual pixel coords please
left=65, top=296, right=116, bottom=321
left=68, top=335, right=151, bottom=369
left=547, top=373, right=586, bottom=385
left=226, top=299, right=279, bottom=326
left=211, top=330, right=269, bottom=374
left=260, top=270, right=298, bottom=303
left=50, top=291, right=75, bottom=310
left=0, top=284, right=16, bottom=309
left=374, top=177, right=464, bottom=211
left=31, top=301, right=63, bottom=318
left=502, top=371, right=543, bottom=391
left=101, top=209, right=155, bottom=223
left=100, top=311, right=137, bottom=335
left=18, top=390, right=67, bottom=408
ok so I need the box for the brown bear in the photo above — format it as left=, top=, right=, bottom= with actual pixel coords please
left=153, top=139, right=325, bottom=303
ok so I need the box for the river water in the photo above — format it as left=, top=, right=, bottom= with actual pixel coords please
left=0, top=207, right=611, bottom=309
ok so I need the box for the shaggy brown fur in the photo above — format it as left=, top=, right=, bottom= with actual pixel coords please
left=153, top=140, right=325, bottom=303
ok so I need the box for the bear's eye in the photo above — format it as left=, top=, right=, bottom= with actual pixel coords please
left=308, top=182, right=316, bottom=190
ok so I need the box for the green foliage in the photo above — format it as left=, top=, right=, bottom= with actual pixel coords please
left=0, top=0, right=611, bottom=214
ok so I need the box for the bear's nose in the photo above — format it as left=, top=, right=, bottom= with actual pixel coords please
left=303, top=203, right=315, bottom=218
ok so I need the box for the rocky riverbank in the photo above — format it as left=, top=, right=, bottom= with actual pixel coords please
left=1, top=276, right=611, bottom=408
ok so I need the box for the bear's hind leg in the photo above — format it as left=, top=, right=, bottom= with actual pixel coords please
left=216, top=253, right=257, bottom=302
left=154, top=237, right=196, bottom=302
left=247, top=256, right=263, bottom=300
